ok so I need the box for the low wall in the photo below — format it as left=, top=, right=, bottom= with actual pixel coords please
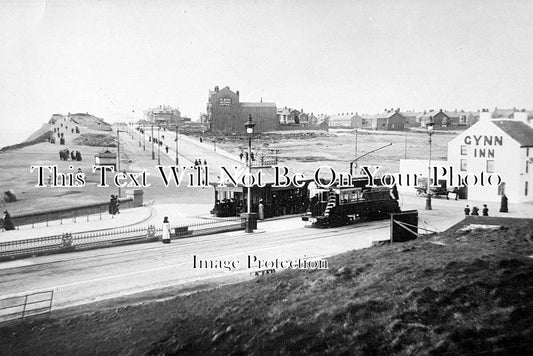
left=1, top=191, right=142, bottom=229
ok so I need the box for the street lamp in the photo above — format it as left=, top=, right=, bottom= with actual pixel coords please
left=175, top=118, right=179, bottom=165
left=151, top=121, right=155, bottom=160
left=244, top=114, right=256, bottom=233
left=116, top=129, right=126, bottom=198
left=425, top=118, right=435, bottom=210
left=157, top=125, right=161, bottom=165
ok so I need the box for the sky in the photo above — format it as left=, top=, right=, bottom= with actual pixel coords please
left=1, top=0, right=533, bottom=146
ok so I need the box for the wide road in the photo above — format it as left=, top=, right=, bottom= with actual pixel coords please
left=0, top=217, right=388, bottom=311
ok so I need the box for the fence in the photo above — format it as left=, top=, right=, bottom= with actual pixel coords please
left=0, top=217, right=242, bottom=261
left=0, top=291, right=54, bottom=325
left=1, top=196, right=136, bottom=230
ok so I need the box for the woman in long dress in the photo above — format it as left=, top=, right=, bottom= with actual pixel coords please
left=162, top=216, right=171, bottom=244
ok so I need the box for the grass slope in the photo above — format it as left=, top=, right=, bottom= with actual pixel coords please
left=1, top=218, right=532, bottom=355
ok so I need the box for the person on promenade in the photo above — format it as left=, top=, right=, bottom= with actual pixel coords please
left=471, top=206, right=480, bottom=216
left=2, top=210, right=15, bottom=231
left=464, top=205, right=471, bottom=216
left=482, top=204, right=489, bottom=216
left=162, top=217, right=171, bottom=244
left=258, top=200, right=265, bottom=220
left=500, top=194, right=508, bottom=213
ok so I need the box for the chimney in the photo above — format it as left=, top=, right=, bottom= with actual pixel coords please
left=215, top=86, right=219, bottom=92
left=236, top=90, right=239, bottom=96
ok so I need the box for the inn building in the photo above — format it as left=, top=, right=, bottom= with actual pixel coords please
left=399, top=111, right=533, bottom=203
left=447, top=111, right=533, bottom=203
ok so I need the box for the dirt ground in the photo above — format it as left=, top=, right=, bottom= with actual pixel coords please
left=1, top=217, right=531, bottom=355
left=198, top=129, right=451, bottom=176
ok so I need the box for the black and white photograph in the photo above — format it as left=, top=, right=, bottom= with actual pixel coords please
left=1, top=0, right=532, bottom=354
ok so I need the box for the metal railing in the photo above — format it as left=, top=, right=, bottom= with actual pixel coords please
left=0, top=291, right=54, bottom=325
left=0, top=217, right=242, bottom=261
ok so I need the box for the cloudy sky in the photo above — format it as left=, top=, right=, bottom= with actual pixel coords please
left=1, top=0, right=533, bottom=145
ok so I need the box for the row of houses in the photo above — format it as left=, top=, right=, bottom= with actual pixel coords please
left=328, top=108, right=533, bottom=131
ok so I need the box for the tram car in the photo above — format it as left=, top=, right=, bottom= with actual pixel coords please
left=302, top=178, right=400, bottom=228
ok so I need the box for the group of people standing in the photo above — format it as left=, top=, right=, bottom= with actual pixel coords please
left=464, top=204, right=489, bottom=216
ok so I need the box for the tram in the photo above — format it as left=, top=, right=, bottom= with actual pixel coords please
left=302, top=177, right=400, bottom=228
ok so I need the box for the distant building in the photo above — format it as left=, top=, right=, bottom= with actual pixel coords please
left=362, top=110, right=405, bottom=131
left=207, top=86, right=278, bottom=133
left=95, top=150, right=117, bottom=169
left=401, top=111, right=422, bottom=127
left=147, top=105, right=181, bottom=126
left=328, top=112, right=363, bottom=128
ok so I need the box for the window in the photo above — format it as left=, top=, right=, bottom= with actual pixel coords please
left=527, top=161, right=530, bottom=174
left=527, top=148, right=530, bottom=156
left=460, top=159, right=467, bottom=171
left=486, top=160, right=495, bottom=173
left=460, top=145, right=467, bottom=155
left=526, top=181, right=529, bottom=196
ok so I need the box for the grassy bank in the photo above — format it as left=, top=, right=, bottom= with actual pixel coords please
left=1, top=217, right=532, bottom=355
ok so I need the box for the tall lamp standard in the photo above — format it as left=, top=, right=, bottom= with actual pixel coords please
left=175, top=118, right=179, bottom=165
left=116, top=129, right=126, bottom=198
left=157, top=125, right=161, bottom=165
left=244, top=115, right=256, bottom=233
left=425, top=118, right=435, bottom=210
left=151, top=121, right=155, bottom=160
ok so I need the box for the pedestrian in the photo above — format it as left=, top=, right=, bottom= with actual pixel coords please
left=203, top=159, right=207, bottom=166
left=194, top=159, right=199, bottom=166
left=499, top=194, right=508, bottom=213
left=109, top=195, right=116, bottom=215
left=391, top=184, right=399, bottom=200
left=239, top=152, right=244, bottom=161
left=165, top=146, right=169, bottom=154
left=464, top=205, right=470, bottom=216
left=482, top=204, right=489, bottom=216
left=162, top=216, right=171, bottom=244
left=258, top=200, right=265, bottom=220
left=2, top=210, right=15, bottom=231
left=471, top=206, right=479, bottom=216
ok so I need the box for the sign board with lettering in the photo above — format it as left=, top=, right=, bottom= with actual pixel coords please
left=219, top=98, right=232, bottom=107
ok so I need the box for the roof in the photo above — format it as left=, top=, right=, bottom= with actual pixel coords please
left=492, top=108, right=516, bottom=118
left=240, top=102, right=276, bottom=108
left=95, top=150, right=116, bottom=158
left=362, top=111, right=404, bottom=120
left=492, top=120, right=533, bottom=147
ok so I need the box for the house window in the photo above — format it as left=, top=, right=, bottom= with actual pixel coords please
left=460, top=145, right=467, bottom=155
left=527, top=148, right=530, bottom=156
left=526, top=181, right=529, bottom=196
left=460, top=159, right=467, bottom=171
left=486, top=160, right=495, bottom=173
left=527, top=161, right=530, bottom=174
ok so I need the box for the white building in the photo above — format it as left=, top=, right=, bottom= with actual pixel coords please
left=399, top=111, right=533, bottom=203
left=447, top=112, right=533, bottom=203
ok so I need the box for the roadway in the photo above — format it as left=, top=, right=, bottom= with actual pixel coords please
left=0, top=217, right=388, bottom=311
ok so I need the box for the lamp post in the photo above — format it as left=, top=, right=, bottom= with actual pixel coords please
left=175, top=119, right=179, bottom=165
left=425, top=118, right=435, bottom=210
left=151, top=121, right=155, bottom=160
left=142, top=122, right=146, bottom=151
left=244, top=115, right=256, bottom=233
left=157, top=125, right=161, bottom=165
left=116, top=129, right=126, bottom=198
